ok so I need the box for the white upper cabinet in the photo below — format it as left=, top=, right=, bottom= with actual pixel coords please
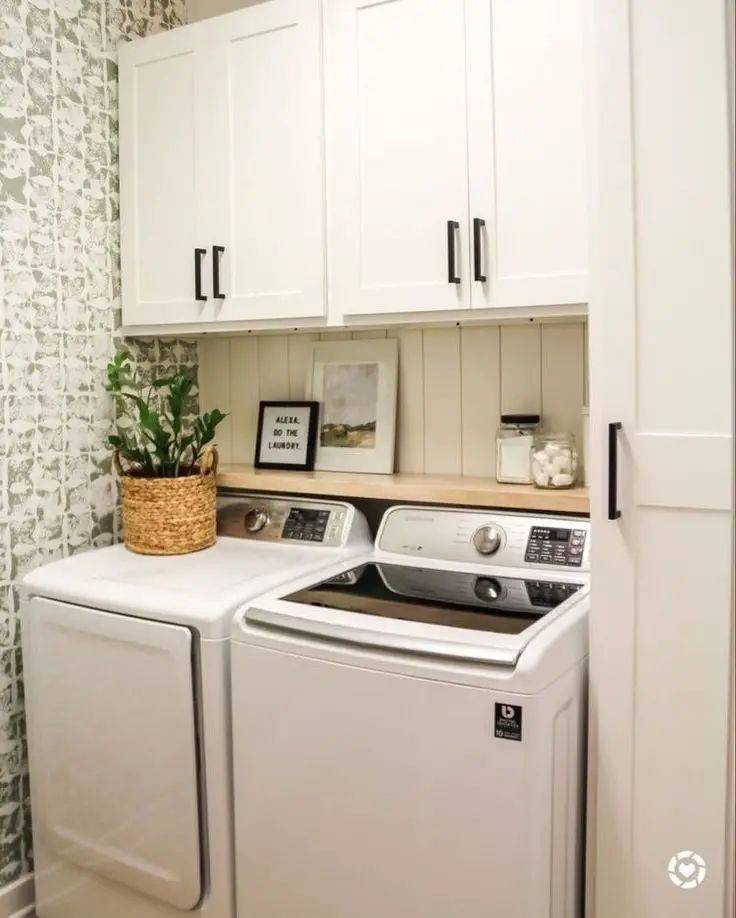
left=325, top=0, right=472, bottom=316
left=119, top=0, right=588, bottom=330
left=119, top=1, right=326, bottom=329
left=205, top=1, right=326, bottom=323
left=467, top=0, right=588, bottom=308
left=119, top=24, right=212, bottom=327
left=326, top=0, right=588, bottom=320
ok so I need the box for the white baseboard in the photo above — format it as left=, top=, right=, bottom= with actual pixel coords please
left=0, top=874, right=34, bottom=918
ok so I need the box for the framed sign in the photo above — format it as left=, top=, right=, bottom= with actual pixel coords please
left=254, top=401, right=319, bottom=471
left=305, top=339, right=398, bottom=474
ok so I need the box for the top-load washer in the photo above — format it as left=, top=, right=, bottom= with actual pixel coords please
left=231, top=505, right=590, bottom=918
left=21, top=492, right=370, bottom=918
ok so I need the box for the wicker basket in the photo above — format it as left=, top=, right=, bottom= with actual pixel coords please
left=116, top=447, right=218, bottom=556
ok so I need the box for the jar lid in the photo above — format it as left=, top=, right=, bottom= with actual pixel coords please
left=501, top=413, right=540, bottom=425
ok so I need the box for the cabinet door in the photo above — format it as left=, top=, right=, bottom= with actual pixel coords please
left=205, top=1, right=326, bottom=323
left=467, top=0, right=587, bottom=308
left=326, top=0, right=471, bottom=317
left=588, top=1, right=733, bottom=916
left=119, top=25, right=212, bottom=327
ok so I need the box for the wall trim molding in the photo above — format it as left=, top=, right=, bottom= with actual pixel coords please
left=0, top=874, right=34, bottom=918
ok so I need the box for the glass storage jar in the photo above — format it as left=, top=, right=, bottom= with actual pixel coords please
left=531, top=432, right=579, bottom=489
left=495, top=414, right=540, bottom=484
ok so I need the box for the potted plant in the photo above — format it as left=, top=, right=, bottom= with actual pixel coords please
left=106, top=351, right=227, bottom=555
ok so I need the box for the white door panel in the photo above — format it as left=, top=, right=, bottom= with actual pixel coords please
left=25, top=598, right=202, bottom=911
left=208, top=0, right=326, bottom=322
left=326, top=0, right=471, bottom=315
left=587, top=0, right=733, bottom=914
left=119, top=25, right=212, bottom=326
left=467, top=0, right=588, bottom=308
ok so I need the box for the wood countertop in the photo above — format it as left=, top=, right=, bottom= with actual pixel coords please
left=216, top=465, right=590, bottom=515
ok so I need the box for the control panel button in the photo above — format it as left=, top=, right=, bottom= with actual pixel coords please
left=526, top=580, right=582, bottom=608
left=473, top=525, right=504, bottom=556
left=474, top=576, right=503, bottom=603
left=244, top=507, right=270, bottom=533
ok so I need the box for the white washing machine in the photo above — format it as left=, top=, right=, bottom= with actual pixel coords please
left=231, top=505, right=590, bottom=918
left=21, top=493, right=370, bottom=918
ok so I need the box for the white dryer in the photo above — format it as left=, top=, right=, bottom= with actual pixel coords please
left=21, top=493, right=370, bottom=918
left=231, top=505, right=590, bottom=918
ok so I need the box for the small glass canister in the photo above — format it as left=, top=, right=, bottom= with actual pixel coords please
left=496, top=414, right=540, bottom=484
left=531, top=432, right=579, bottom=489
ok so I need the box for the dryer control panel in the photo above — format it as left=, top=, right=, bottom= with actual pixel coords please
left=217, top=494, right=353, bottom=547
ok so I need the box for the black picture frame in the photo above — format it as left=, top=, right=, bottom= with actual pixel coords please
left=254, top=401, right=319, bottom=471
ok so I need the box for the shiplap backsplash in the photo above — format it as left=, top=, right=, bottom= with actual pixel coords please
left=199, top=322, right=588, bottom=478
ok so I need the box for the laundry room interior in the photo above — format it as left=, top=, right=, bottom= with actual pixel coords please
left=0, top=1, right=733, bottom=917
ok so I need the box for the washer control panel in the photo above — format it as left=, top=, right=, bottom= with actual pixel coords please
left=377, top=506, right=590, bottom=571
left=524, top=526, right=587, bottom=567
left=217, top=494, right=351, bottom=547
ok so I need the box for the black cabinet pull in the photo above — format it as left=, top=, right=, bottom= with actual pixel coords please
left=212, top=245, right=225, bottom=300
left=194, top=248, right=207, bottom=301
left=473, top=217, right=486, bottom=282
left=608, top=421, right=622, bottom=520
left=447, top=220, right=460, bottom=284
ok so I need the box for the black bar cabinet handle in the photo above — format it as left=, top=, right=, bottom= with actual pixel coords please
left=473, top=217, right=486, bottom=282
left=212, top=245, right=225, bottom=300
left=194, top=248, right=207, bottom=301
left=447, top=220, right=460, bottom=284
left=608, top=421, right=622, bottom=520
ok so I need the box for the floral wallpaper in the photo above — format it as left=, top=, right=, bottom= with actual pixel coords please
left=0, top=0, right=193, bottom=886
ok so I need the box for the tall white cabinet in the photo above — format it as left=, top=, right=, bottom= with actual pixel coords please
left=587, top=1, right=734, bottom=916
left=326, top=0, right=588, bottom=318
left=119, top=1, right=326, bottom=328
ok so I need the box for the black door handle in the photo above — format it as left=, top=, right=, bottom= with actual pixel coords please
left=608, top=422, right=622, bottom=520
left=212, top=245, right=225, bottom=300
left=447, top=220, right=460, bottom=284
left=194, top=248, right=207, bottom=301
left=473, top=217, right=486, bottom=282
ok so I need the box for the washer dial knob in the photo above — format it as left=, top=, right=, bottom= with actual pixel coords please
left=473, top=524, right=504, bottom=556
left=474, top=576, right=503, bottom=603
left=244, top=507, right=269, bottom=533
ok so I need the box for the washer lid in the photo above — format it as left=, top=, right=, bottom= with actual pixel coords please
left=243, top=561, right=589, bottom=666
left=22, top=539, right=357, bottom=638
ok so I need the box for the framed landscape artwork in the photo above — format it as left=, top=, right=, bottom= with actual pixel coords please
left=305, top=339, right=398, bottom=473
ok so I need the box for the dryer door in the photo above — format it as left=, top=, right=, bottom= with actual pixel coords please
left=24, top=597, right=202, bottom=911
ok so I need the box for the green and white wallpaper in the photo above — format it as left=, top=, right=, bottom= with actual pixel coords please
left=0, top=0, right=194, bottom=885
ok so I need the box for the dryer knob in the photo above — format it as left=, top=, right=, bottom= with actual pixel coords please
left=474, top=577, right=502, bottom=603
left=244, top=507, right=269, bottom=533
left=473, top=525, right=503, bottom=556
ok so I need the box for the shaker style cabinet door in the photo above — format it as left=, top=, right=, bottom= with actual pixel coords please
left=325, top=0, right=472, bottom=316
left=204, top=0, right=327, bottom=323
left=466, top=0, right=588, bottom=309
left=119, top=23, right=213, bottom=327
left=587, top=2, right=733, bottom=916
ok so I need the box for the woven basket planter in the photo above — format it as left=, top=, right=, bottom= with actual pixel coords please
left=116, top=447, right=218, bottom=556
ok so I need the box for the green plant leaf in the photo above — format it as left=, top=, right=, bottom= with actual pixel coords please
left=106, top=357, right=225, bottom=478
